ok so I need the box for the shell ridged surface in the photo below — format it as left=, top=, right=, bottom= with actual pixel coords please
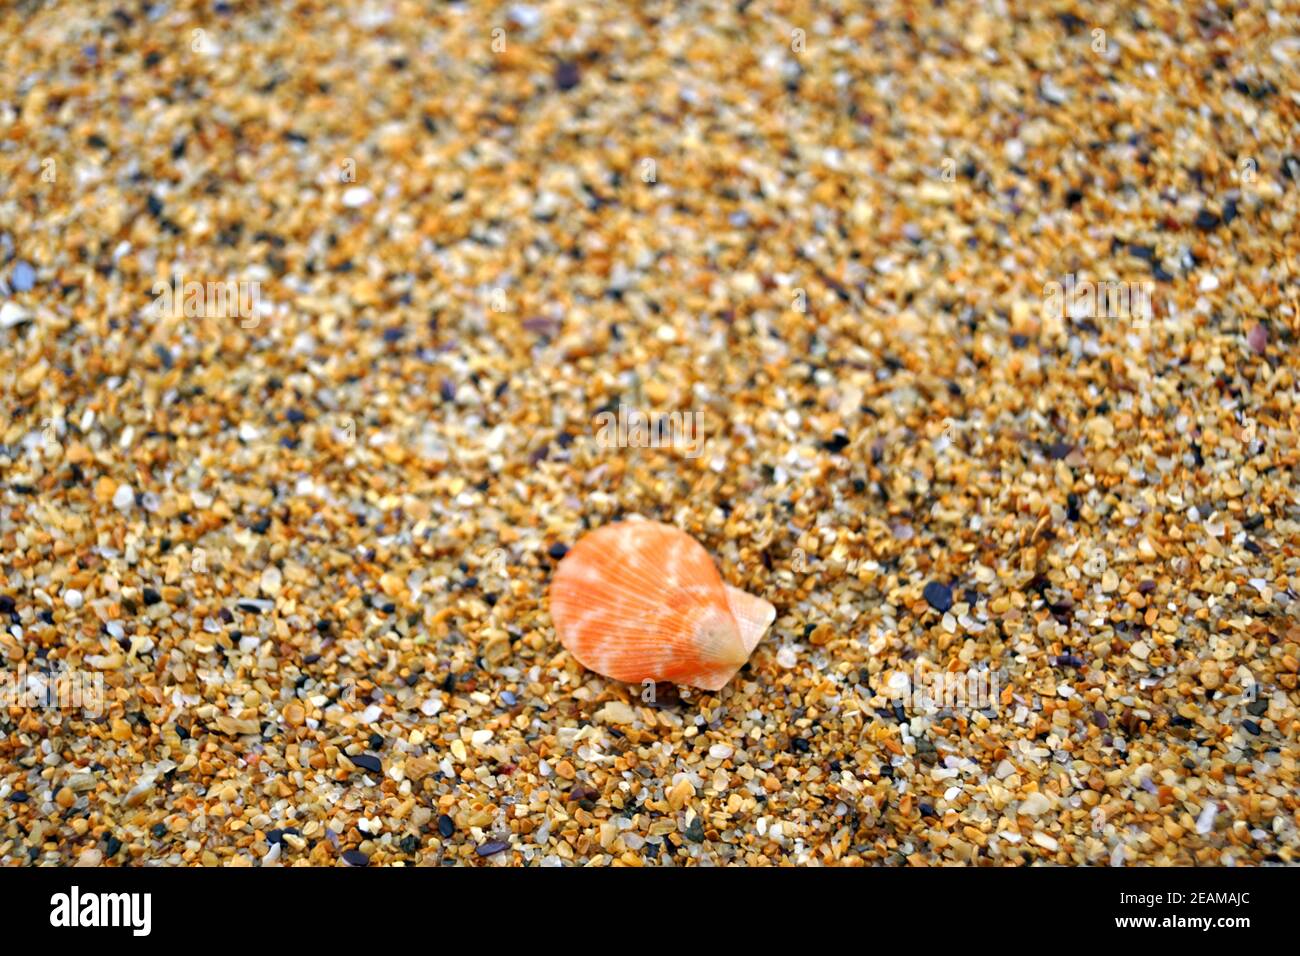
left=548, top=521, right=775, bottom=691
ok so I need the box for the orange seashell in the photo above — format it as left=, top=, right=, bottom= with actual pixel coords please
left=549, top=520, right=775, bottom=691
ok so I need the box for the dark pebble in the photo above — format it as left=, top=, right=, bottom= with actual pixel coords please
left=554, top=61, right=581, bottom=91
left=1246, top=698, right=1268, bottom=717
left=684, top=817, right=705, bottom=843
left=399, top=834, right=420, bottom=854
left=0, top=595, right=15, bottom=614
left=922, top=581, right=953, bottom=613
left=547, top=542, right=569, bottom=560
left=151, top=823, right=167, bottom=839
left=348, top=753, right=382, bottom=774
left=1194, top=209, right=1221, bottom=231
left=437, top=813, right=455, bottom=838
left=1050, top=654, right=1085, bottom=668
left=341, top=849, right=369, bottom=866
left=1242, top=720, right=1261, bottom=736
left=104, top=835, right=123, bottom=856
left=142, top=587, right=161, bottom=606
left=1092, top=710, right=1109, bottom=729
left=475, top=840, right=509, bottom=857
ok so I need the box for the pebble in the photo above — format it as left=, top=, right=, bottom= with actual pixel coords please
left=347, top=754, right=382, bottom=774
left=595, top=700, right=637, bottom=725
left=341, top=186, right=373, bottom=208
left=0, top=301, right=31, bottom=328
left=260, top=565, right=283, bottom=596
left=553, top=61, right=581, bottom=91
left=1247, top=323, right=1268, bottom=354
left=1020, top=792, right=1052, bottom=817
left=922, top=581, right=953, bottom=613
left=111, top=483, right=134, bottom=510
left=508, top=4, right=542, bottom=29
left=10, top=261, right=35, bottom=292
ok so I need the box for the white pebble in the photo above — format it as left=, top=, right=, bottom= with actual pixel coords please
left=342, top=186, right=373, bottom=208
left=0, top=301, right=32, bottom=328
left=508, top=4, right=542, bottom=29
left=260, top=565, right=283, bottom=596
left=1020, top=792, right=1052, bottom=817
left=112, top=483, right=134, bottom=510
left=63, top=589, right=83, bottom=610
left=708, top=744, right=734, bottom=760
left=775, top=646, right=798, bottom=669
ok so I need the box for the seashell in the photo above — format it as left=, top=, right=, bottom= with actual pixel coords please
left=548, top=520, right=775, bottom=691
